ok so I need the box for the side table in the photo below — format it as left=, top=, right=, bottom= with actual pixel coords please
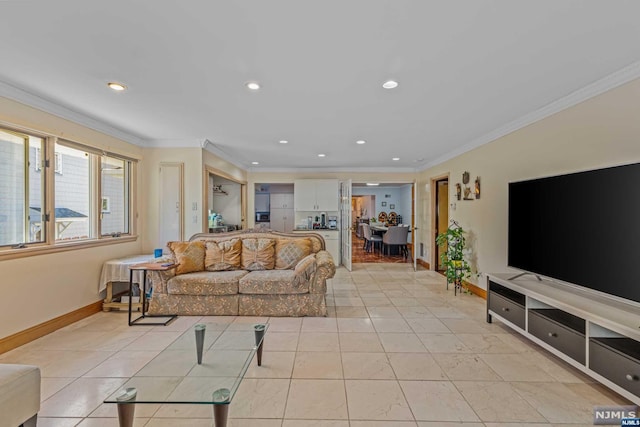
left=128, top=262, right=178, bottom=326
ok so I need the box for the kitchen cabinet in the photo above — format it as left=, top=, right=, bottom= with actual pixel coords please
left=293, top=229, right=340, bottom=265
left=270, top=193, right=294, bottom=209
left=255, top=193, right=270, bottom=211
left=294, top=179, right=338, bottom=211
left=270, top=209, right=295, bottom=233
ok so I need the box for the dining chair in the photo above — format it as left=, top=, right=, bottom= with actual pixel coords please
left=382, top=225, right=410, bottom=258
left=362, top=223, right=382, bottom=254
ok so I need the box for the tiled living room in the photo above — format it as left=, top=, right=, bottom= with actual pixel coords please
left=3, top=3, right=640, bottom=427
left=1, top=264, right=629, bottom=426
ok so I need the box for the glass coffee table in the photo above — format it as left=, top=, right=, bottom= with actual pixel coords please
left=105, top=322, right=267, bottom=427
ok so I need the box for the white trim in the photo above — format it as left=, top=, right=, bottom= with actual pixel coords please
left=420, top=60, right=640, bottom=171
left=0, top=80, right=144, bottom=146
left=250, top=166, right=419, bottom=173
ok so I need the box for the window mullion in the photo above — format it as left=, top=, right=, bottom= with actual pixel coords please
left=22, top=137, right=30, bottom=243
left=45, top=137, right=56, bottom=245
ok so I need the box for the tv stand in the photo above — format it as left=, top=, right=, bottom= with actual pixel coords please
left=487, top=273, right=640, bottom=405
left=507, top=271, right=542, bottom=281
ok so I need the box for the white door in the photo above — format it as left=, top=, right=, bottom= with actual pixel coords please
left=340, top=180, right=352, bottom=271
left=159, top=163, right=183, bottom=251
left=413, top=181, right=418, bottom=271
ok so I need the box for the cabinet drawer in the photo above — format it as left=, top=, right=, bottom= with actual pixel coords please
left=590, top=339, right=640, bottom=396
left=528, top=310, right=585, bottom=364
left=488, top=293, right=525, bottom=329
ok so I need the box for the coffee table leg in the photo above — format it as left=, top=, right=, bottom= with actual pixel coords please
left=213, top=403, right=229, bottom=427
left=195, top=324, right=206, bottom=364
left=115, top=387, right=137, bottom=427
left=212, top=388, right=231, bottom=427
left=254, top=324, right=266, bottom=366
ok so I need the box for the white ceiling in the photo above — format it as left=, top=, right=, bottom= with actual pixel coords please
left=1, top=1, right=640, bottom=171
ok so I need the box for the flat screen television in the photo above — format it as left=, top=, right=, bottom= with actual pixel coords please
left=508, top=162, right=640, bottom=305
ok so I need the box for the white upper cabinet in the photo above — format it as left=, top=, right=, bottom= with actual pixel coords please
left=270, top=193, right=294, bottom=209
left=294, top=179, right=339, bottom=211
left=255, top=193, right=270, bottom=211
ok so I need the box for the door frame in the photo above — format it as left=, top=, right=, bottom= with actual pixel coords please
left=431, top=174, right=450, bottom=271
left=340, top=180, right=352, bottom=271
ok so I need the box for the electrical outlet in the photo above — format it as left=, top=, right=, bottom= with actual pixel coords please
left=193, top=215, right=198, bottom=223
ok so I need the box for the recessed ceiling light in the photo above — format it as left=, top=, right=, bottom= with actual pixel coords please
left=356, top=140, right=366, bottom=145
left=317, top=153, right=326, bottom=157
left=246, top=82, right=260, bottom=90
left=392, top=157, right=400, bottom=161
left=366, top=183, right=379, bottom=186
left=107, top=82, right=126, bottom=91
left=279, top=140, right=288, bottom=144
left=251, top=161, right=259, bottom=165
left=382, top=80, right=398, bottom=89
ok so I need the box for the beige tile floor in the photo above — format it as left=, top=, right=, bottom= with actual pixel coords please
left=0, top=264, right=630, bottom=426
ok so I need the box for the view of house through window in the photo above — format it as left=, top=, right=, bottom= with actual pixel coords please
left=101, top=156, right=129, bottom=236
left=0, top=124, right=135, bottom=250
left=0, top=129, right=45, bottom=246
left=54, top=142, right=93, bottom=241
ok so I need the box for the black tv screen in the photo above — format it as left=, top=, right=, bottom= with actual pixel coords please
left=508, top=163, right=640, bottom=304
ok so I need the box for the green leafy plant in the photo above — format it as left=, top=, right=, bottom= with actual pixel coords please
left=436, top=223, right=472, bottom=293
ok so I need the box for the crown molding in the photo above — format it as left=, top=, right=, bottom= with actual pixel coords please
left=248, top=166, right=419, bottom=174
left=202, top=140, right=250, bottom=170
left=0, top=80, right=144, bottom=146
left=144, top=138, right=203, bottom=148
left=420, top=60, right=640, bottom=171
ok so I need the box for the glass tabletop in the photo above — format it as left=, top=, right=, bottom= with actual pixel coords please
left=105, top=322, right=268, bottom=405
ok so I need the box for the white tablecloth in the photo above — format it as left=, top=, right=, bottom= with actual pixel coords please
left=99, top=254, right=163, bottom=294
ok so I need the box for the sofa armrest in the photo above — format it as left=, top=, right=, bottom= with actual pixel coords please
left=148, top=269, right=176, bottom=294
left=294, top=254, right=317, bottom=283
left=311, top=250, right=336, bottom=294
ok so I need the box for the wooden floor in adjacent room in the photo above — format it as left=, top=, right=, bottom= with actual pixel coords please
left=351, top=232, right=412, bottom=264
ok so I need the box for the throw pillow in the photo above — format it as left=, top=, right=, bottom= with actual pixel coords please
left=205, top=239, right=242, bottom=271
left=241, top=238, right=275, bottom=271
left=275, top=238, right=312, bottom=269
left=168, top=241, right=205, bottom=275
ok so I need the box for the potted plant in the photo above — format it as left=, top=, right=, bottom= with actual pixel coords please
left=436, top=222, right=472, bottom=294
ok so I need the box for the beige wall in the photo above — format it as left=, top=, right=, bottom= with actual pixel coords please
left=0, top=97, right=144, bottom=338
left=419, top=77, right=640, bottom=289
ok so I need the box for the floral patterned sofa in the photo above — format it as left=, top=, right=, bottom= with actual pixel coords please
left=147, top=230, right=336, bottom=317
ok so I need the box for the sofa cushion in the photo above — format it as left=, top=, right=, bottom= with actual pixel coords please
left=241, top=238, right=275, bottom=271
left=167, top=270, right=247, bottom=295
left=168, top=241, right=205, bottom=274
left=239, top=270, right=309, bottom=295
left=205, top=239, right=242, bottom=271
left=275, top=238, right=312, bottom=269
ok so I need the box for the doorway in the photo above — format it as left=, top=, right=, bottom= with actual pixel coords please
left=434, top=177, right=449, bottom=271
left=351, top=182, right=414, bottom=264
left=205, top=167, right=246, bottom=232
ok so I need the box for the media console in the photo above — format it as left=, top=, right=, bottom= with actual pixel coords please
left=487, top=273, right=640, bottom=404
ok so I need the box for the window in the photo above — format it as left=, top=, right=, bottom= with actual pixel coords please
left=101, top=156, right=130, bottom=236
left=54, top=142, right=93, bottom=241
left=0, top=125, right=136, bottom=252
left=0, top=129, right=45, bottom=246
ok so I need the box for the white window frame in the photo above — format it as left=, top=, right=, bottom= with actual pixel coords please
left=0, top=123, right=138, bottom=260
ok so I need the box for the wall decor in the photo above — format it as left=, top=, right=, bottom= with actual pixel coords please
left=462, top=171, right=470, bottom=184
left=456, top=183, right=461, bottom=200
left=385, top=194, right=391, bottom=198
left=381, top=201, right=387, bottom=207
left=390, top=204, right=395, bottom=209
left=475, top=177, right=480, bottom=199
